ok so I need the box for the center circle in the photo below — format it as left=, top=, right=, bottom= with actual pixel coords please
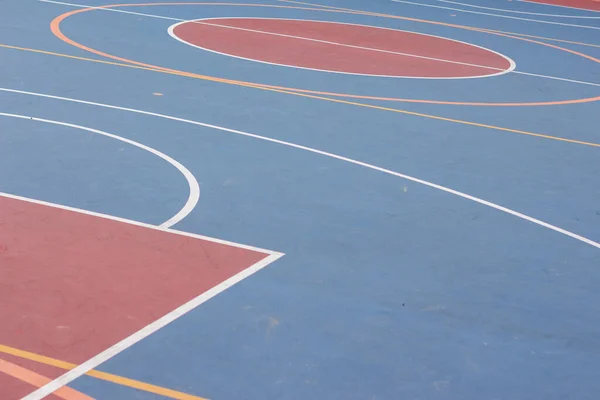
left=168, top=17, right=515, bottom=79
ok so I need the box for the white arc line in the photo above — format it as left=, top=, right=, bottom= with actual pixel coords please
left=168, top=17, right=515, bottom=79
left=1, top=87, right=598, bottom=252
left=440, top=0, right=600, bottom=18
left=38, top=0, right=600, bottom=87
left=0, top=112, right=200, bottom=228
left=391, top=0, right=600, bottom=30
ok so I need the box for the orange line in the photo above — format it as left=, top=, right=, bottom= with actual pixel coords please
left=49, top=2, right=600, bottom=107
left=0, top=358, right=94, bottom=400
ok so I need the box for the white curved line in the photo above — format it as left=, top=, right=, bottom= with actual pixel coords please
left=0, top=112, right=200, bottom=228
left=391, top=0, right=600, bottom=30
left=440, top=0, right=600, bottom=18
left=168, top=17, right=516, bottom=80
left=1, top=88, right=597, bottom=249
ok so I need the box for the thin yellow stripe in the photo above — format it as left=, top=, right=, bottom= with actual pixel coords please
left=0, top=43, right=598, bottom=148
left=0, top=344, right=208, bottom=400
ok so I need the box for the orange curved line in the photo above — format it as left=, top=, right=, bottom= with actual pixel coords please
left=49, top=2, right=600, bottom=107
left=0, top=358, right=94, bottom=400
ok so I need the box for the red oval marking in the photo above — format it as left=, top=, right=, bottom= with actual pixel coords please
left=170, top=18, right=514, bottom=78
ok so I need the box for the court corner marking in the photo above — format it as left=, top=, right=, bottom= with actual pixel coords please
left=2, top=191, right=282, bottom=399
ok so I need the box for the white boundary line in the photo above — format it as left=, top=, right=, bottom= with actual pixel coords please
left=0, top=112, right=200, bottom=229
left=390, top=0, right=600, bottom=30
left=2, top=87, right=598, bottom=253
left=519, top=0, right=600, bottom=14
left=168, top=17, right=515, bottom=80
left=439, top=0, right=600, bottom=18
left=1, top=194, right=282, bottom=400
left=37, top=0, right=600, bottom=87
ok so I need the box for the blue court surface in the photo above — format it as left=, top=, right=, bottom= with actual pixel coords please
left=0, top=0, right=599, bottom=399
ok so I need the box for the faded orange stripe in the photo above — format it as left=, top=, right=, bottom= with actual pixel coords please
left=0, top=344, right=208, bottom=400
left=0, top=358, right=94, bottom=400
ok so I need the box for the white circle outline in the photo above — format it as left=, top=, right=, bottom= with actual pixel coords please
left=0, top=112, right=200, bottom=229
left=167, top=17, right=517, bottom=80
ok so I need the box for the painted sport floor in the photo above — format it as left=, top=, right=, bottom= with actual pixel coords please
left=0, top=0, right=599, bottom=399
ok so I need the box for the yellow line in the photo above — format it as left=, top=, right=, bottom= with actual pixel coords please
left=0, top=344, right=208, bottom=400
left=265, top=88, right=600, bottom=148
left=0, top=42, right=598, bottom=148
left=0, top=43, right=209, bottom=78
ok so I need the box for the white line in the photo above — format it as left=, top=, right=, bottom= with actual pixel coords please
left=0, top=191, right=279, bottom=255
left=519, top=0, right=600, bottom=14
left=2, top=87, right=599, bottom=253
left=4, top=194, right=282, bottom=400
left=37, top=0, right=600, bottom=87
left=391, top=0, right=600, bottom=30
left=0, top=112, right=199, bottom=228
left=439, top=0, right=600, bottom=18
left=513, top=70, right=600, bottom=87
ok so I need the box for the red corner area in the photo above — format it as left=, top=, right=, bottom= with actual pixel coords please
left=171, top=18, right=513, bottom=78
left=0, top=195, right=274, bottom=399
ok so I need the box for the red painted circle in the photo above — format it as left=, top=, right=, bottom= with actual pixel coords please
left=171, top=18, right=514, bottom=78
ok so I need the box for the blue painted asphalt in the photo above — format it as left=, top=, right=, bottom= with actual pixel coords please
left=1, top=0, right=599, bottom=399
